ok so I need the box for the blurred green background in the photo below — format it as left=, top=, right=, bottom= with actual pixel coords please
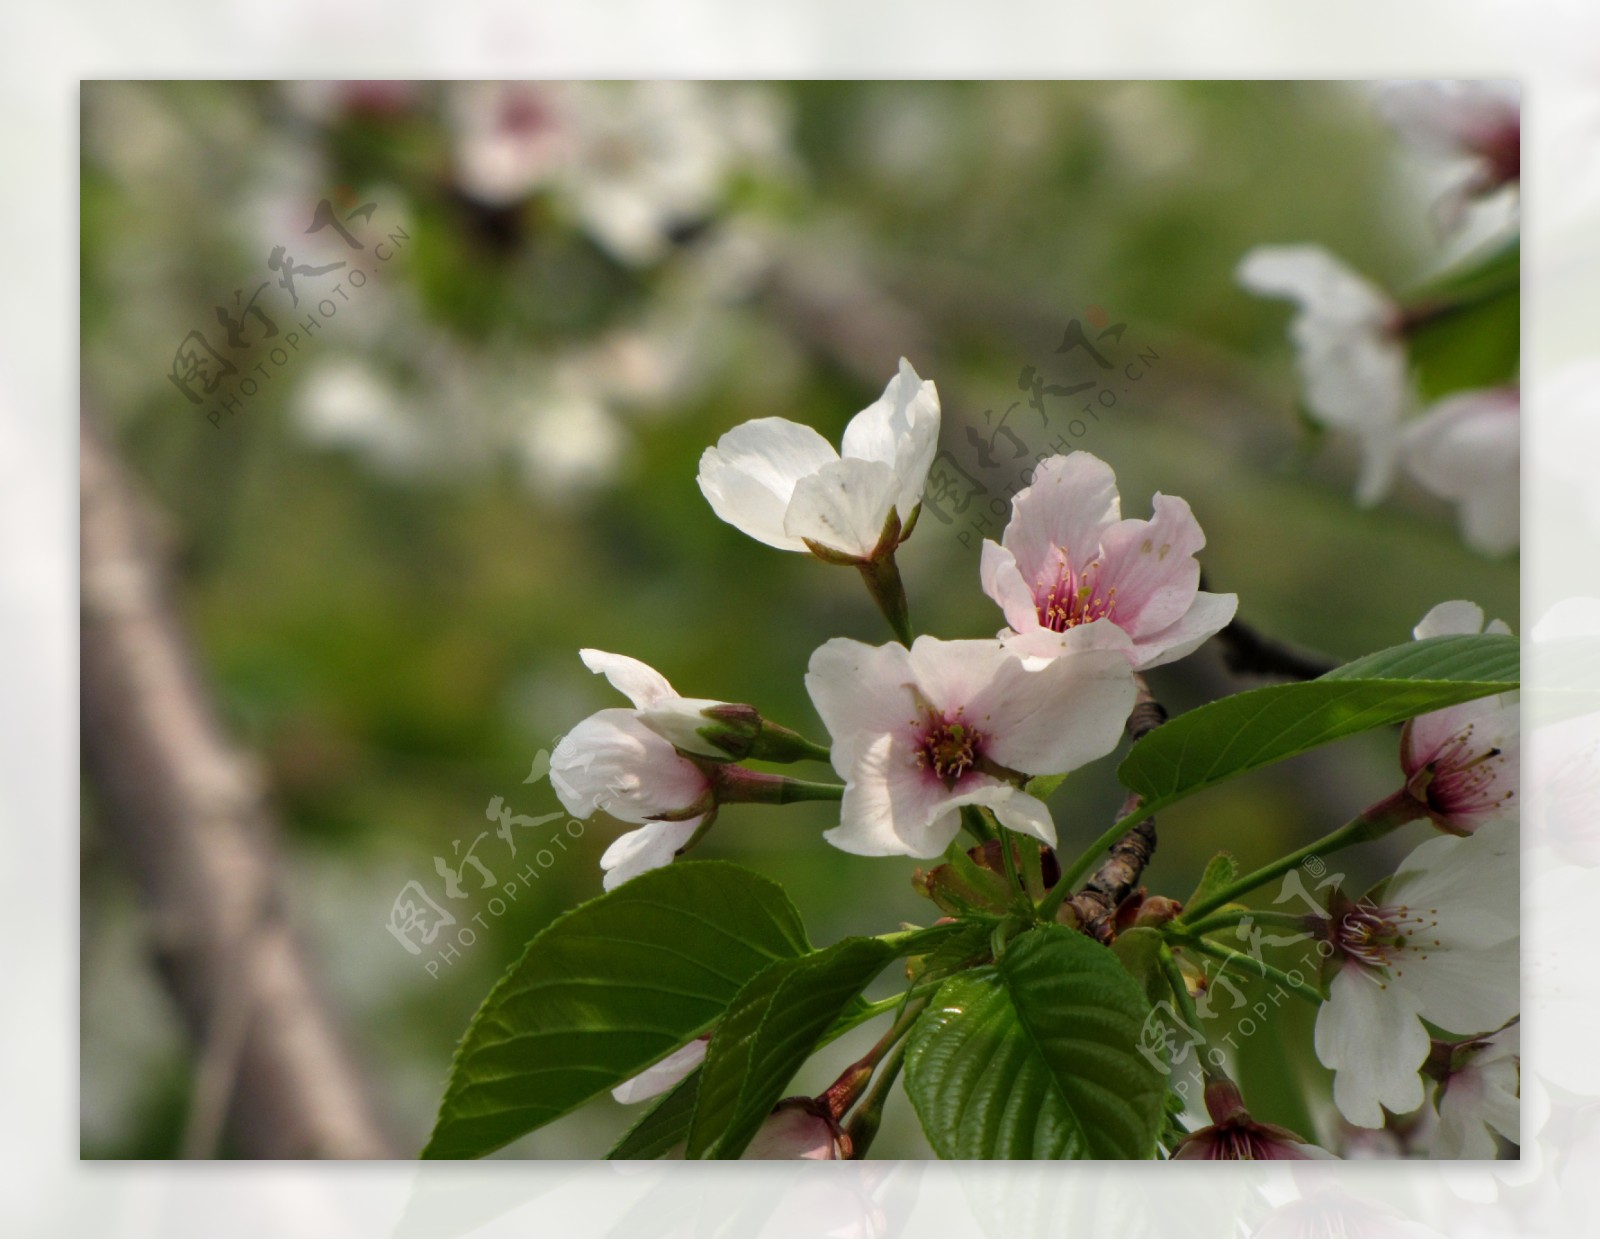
left=80, top=80, right=1517, bottom=1159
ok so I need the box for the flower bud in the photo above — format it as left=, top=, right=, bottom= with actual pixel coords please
left=742, top=1099, right=848, bottom=1160
left=637, top=698, right=760, bottom=760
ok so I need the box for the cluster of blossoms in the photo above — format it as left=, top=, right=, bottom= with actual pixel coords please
left=1237, top=80, right=1519, bottom=557
left=543, top=355, right=1519, bottom=1160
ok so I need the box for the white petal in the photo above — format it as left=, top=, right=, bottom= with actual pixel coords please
left=579, top=648, right=677, bottom=708
left=1237, top=245, right=1410, bottom=500
left=998, top=616, right=1137, bottom=666
left=1129, top=590, right=1239, bottom=670
left=823, top=732, right=963, bottom=858
left=969, top=645, right=1137, bottom=776
left=600, top=818, right=702, bottom=890
left=697, top=417, right=840, bottom=551
left=840, top=357, right=942, bottom=520
left=1413, top=600, right=1487, bottom=640
left=905, top=637, right=1016, bottom=720
left=636, top=696, right=734, bottom=758
left=783, top=457, right=901, bottom=559
left=1402, top=388, right=1520, bottom=555
left=805, top=638, right=917, bottom=777
left=1396, top=937, right=1520, bottom=1039
left=972, top=786, right=1057, bottom=847
left=979, top=539, right=1043, bottom=636
left=611, top=1039, right=708, bottom=1104
left=551, top=710, right=710, bottom=824
left=1392, top=818, right=1519, bottom=945
left=1237, top=245, right=1393, bottom=326
left=1315, top=965, right=1430, bottom=1127
left=741, top=1105, right=841, bottom=1159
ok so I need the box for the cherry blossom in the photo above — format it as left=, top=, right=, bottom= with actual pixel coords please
left=1173, top=1078, right=1332, bottom=1160
left=806, top=635, right=1135, bottom=857
left=978, top=452, right=1236, bottom=669
left=1402, top=386, right=1520, bottom=557
left=1378, top=80, right=1520, bottom=231
left=697, top=358, right=940, bottom=560
left=1400, top=602, right=1518, bottom=835
left=1432, top=1024, right=1520, bottom=1159
left=1314, top=820, right=1518, bottom=1128
left=741, top=1100, right=846, bottom=1159
left=1237, top=245, right=1410, bottom=504
left=550, top=709, right=712, bottom=891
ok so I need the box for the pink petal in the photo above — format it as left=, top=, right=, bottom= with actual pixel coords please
left=1001, top=452, right=1121, bottom=587
left=1092, top=492, right=1208, bottom=635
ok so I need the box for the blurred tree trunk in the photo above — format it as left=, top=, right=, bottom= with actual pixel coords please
left=80, top=413, right=393, bottom=1159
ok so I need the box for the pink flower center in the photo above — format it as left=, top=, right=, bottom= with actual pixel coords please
left=914, top=709, right=985, bottom=789
left=1035, top=554, right=1117, bottom=633
left=1333, top=899, right=1441, bottom=983
left=1412, top=723, right=1512, bottom=820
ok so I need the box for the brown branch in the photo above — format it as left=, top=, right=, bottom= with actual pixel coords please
left=1067, top=678, right=1167, bottom=940
left=80, top=412, right=393, bottom=1159
left=1215, top=616, right=1339, bottom=682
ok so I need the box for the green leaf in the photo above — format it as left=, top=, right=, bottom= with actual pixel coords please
left=1185, top=852, right=1239, bottom=912
left=1118, top=634, right=1518, bottom=816
left=608, top=1069, right=701, bottom=1160
left=687, top=937, right=895, bottom=1158
left=423, top=861, right=809, bottom=1159
left=1409, top=285, right=1519, bottom=401
left=904, top=925, right=1165, bottom=1159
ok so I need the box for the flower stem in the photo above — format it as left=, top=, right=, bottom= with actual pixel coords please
left=750, top=720, right=833, bottom=765
left=1180, top=908, right=1314, bottom=940
left=843, top=1040, right=909, bottom=1159
left=856, top=548, right=914, bottom=646
left=1158, top=943, right=1207, bottom=1044
left=1171, top=934, right=1325, bottom=1005
left=821, top=997, right=927, bottom=1120
left=711, top=766, right=846, bottom=805
left=1176, top=790, right=1424, bottom=927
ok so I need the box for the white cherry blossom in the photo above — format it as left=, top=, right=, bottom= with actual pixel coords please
left=1433, top=1024, right=1520, bottom=1159
left=1237, top=245, right=1410, bottom=504
left=1314, top=820, right=1518, bottom=1128
left=805, top=635, right=1135, bottom=858
left=1402, top=386, right=1520, bottom=557
left=698, top=359, right=940, bottom=560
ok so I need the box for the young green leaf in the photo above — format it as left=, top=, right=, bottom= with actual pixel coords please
left=904, top=925, right=1165, bottom=1159
left=1185, top=852, right=1239, bottom=913
left=1118, top=634, right=1518, bottom=815
left=686, top=937, right=895, bottom=1159
left=422, top=861, right=809, bottom=1159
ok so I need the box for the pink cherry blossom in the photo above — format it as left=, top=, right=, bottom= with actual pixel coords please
left=978, top=452, right=1236, bottom=670
left=1400, top=602, right=1518, bottom=835
left=806, top=634, right=1136, bottom=858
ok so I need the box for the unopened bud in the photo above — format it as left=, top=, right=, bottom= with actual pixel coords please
left=639, top=698, right=760, bottom=760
